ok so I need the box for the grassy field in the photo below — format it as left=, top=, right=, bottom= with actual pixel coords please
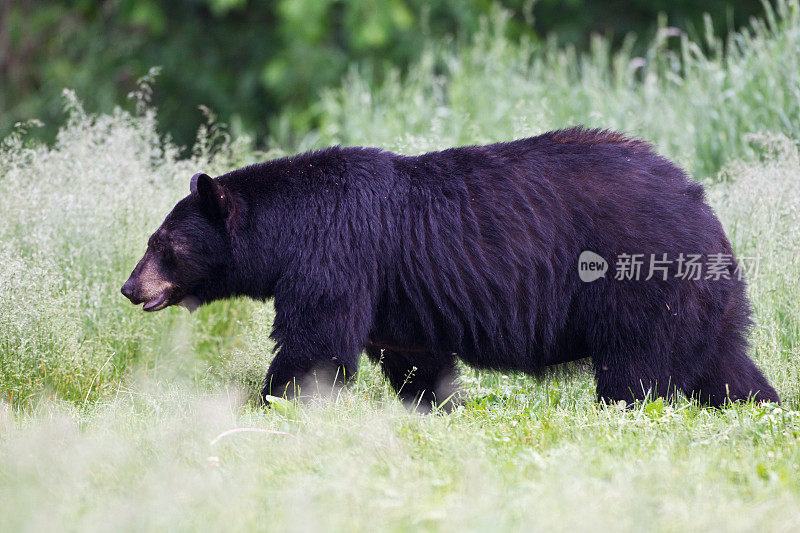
left=2, top=3, right=800, bottom=531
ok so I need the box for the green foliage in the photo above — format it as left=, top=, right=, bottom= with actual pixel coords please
left=314, top=1, right=800, bottom=178
left=532, top=0, right=765, bottom=47
left=0, top=0, right=765, bottom=148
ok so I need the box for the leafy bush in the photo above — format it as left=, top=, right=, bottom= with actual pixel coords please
left=1, top=0, right=765, bottom=147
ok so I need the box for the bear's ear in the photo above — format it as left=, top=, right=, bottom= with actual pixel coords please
left=190, top=172, right=230, bottom=219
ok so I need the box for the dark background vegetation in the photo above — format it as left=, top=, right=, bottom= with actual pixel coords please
left=0, top=0, right=764, bottom=148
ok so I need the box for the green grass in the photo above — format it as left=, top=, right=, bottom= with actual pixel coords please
left=308, top=1, right=800, bottom=179
left=2, top=2, right=800, bottom=531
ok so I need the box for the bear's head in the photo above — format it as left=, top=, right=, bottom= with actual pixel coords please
left=121, top=173, right=235, bottom=313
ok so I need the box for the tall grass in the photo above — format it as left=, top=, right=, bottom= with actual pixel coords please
left=311, top=1, right=800, bottom=179
left=710, top=133, right=800, bottom=405
left=0, top=87, right=264, bottom=407
left=1, top=3, right=800, bottom=531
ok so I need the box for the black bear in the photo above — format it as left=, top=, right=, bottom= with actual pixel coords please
left=121, top=128, right=780, bottom=409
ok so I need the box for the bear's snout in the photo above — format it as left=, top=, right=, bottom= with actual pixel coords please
left=120, top=279, right=142, bottom=304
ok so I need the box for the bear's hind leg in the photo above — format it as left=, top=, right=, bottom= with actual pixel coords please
left=680, top=285, right=780, bottom=407
left=366, top=347, right=461, bottom=412
left=593, top=347, right=675, bottom=406
left=685, top=351, right=779, bottom=407
left=590, top=316, right=676, bottom=405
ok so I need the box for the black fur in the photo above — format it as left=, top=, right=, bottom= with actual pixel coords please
left=122, top=127, right=780, bottom=408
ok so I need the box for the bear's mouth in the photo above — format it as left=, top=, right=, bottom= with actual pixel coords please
left=142, top=290, right=172, bottom=312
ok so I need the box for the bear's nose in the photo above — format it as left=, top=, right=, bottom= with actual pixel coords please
left=121, top=280, right=138, bottom=303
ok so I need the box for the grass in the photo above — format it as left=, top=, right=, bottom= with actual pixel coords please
left=2, top=387, right=799, bottom=531
left=2, top=2, right=800, bottom=531
left=308, top=1, right=800, bottom=179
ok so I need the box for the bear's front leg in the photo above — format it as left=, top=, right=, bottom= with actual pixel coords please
left=261, top=347, right=358, bottom=402
left=260, top=295, right=369, bottom=403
